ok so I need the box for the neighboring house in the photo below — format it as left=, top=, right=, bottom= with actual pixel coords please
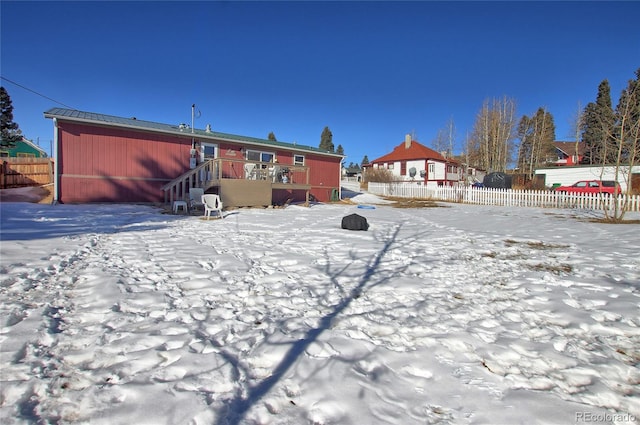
left=367, top=134, right=462, bottom=186
left=44, top=108, right=343, bottom=205
left=342, top=165, right=362, bottom=182
left=553, top=141, right=584, bottom=166
left=464, top=166, right=486, bottom=186
left=0, top=137, right=47, bottom=158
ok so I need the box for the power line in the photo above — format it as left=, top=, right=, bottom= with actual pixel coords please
left=1, top=76, right=75, bottom=109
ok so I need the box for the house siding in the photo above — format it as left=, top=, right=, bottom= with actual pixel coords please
left=306, top=153, right=342, bottom=201
left=369, top=137, right=459, bottom=186
left=0, top=139, right=47, bottom=158
left=58, top=122, right=194, bottom=203
left=52, top=117, right=342, bottom=204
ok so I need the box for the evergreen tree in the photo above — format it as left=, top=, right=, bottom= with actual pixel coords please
left=516, top=107, right=556, bottom=177
left=335, top=144, right=344, bottom=155
left=267, top=132, right=277, bottom=141
left=582, top=80, right=615, bottom=164
left=319, top=126, right=334, bottom=152
left=361, top=155, right=369, bottom=166
left=614, top=68, right=640, bottom=165
left=1, top=87, right=22, bottom=148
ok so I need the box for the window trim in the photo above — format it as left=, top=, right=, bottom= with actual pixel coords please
left=246, top=149, right=275, bottom=164
left=200, top=142, right=218, bottom=160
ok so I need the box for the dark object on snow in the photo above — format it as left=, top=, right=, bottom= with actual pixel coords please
left=342, top=213, right=369, bottom=231
left=483, top=172, right=512, bottom=189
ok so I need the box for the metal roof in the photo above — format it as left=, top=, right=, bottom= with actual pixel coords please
left=44, top=108, right=343, bottom=157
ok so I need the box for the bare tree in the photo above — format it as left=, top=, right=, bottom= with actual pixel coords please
left=569, top=101, right=584, bottom=164
left=431, top=128, right=448, bottom=157
left=432, top=117, right=456, bottom=158
left=467, top=96, right=517, bottom=172
left=605, top=68, right=640, bottom=221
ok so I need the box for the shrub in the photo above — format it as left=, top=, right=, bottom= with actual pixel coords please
left=363, top=167, right=394, bottom=183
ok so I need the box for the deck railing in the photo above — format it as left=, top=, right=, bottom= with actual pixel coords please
left=367, top=182, right=640, bottom=212
left=162, top=158, right=309, bottom=204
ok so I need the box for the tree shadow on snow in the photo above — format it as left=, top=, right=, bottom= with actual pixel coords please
left=215, top=223, right=429, bottom=425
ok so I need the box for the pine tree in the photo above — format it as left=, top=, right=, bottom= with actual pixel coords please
left=1, top=87, right=22, bottom=148
left=361, top=155, right=369, bottom=166
left=582, top=80, right=615, bottom=164
left=335, top=144, right=344, bottom=155
left=267, top=132, right=277, bottom=141
left=516, top=107, right=556, bottom=177
left=319, top=126, right=334, bottom=152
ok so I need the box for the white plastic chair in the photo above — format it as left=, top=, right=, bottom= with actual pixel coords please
left=202, top=194, right=223, bottom=220
left=269, top=165, right=282, bottom=183
left=188, top=188, right=204, bottom=211
left=244, top=163, right=257, bottom=180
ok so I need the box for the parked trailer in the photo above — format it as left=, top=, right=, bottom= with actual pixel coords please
left=534, top=165, right=640, bottom=192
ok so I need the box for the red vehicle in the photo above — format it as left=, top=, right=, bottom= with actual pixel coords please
left=555, top=180, right=621, bottom=195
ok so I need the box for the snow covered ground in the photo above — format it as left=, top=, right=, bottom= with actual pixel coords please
left=1, top=192, right=639, bottom=425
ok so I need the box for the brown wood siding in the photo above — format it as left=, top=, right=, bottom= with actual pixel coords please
left=214, top=146, right=341, bottom=202
left=58, top=122, right=193, bottom=203
left=1, top=158, right=54, bottom=188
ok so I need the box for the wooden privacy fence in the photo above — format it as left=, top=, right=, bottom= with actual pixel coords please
left=367, top=182, right=640, bottom=212
left=1, top=158, right=54, bottom=189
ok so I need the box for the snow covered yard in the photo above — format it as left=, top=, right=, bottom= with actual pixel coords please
left=1, top=198, right=639, bottom=425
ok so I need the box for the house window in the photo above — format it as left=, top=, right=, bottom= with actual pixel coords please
left=0, top=151, right=8, bottom=157
left=387, top=163, right=394, bottom=170
left=200, top=142, right=217, bottom=159
left=246, top=150, right=274, bottom=164
left=428, top=163, right=435, bottom=174
left=17, top=153, right=36, bottom=158
left=294, top=154, right=305, bottom=166
left=401, top=162, right=407, bottom=175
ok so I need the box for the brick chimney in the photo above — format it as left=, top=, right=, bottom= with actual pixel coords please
left=405, top=134, right=412, bottom=149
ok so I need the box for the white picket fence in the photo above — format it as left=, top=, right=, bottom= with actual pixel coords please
left=366, top=182, right=640, bottom=212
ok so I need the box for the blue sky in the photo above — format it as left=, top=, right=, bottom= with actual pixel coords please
left=2, top=1, right=639, bottom=164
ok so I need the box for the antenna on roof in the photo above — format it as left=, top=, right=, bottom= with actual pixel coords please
left=191, top=104, right=195, bottom=134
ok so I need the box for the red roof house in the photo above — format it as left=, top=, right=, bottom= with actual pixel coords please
left=553, top=141, right=585, bottom=166
left=44, top=108, right=343, bottom=206
left=367, top=135, right=462, bottom=186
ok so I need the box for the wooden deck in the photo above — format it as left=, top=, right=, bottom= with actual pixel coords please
left=162, top=158, right=311, bottom=207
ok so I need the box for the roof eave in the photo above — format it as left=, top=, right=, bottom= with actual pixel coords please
left=44, top=110, right=343, bottom=159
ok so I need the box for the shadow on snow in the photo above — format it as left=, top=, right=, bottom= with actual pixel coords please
left=214, top=223, right=415, bottom=425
